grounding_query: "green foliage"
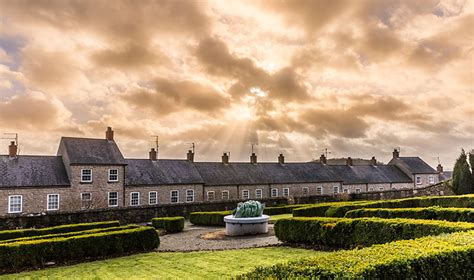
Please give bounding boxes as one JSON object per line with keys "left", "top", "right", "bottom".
{"left": 263, "top": 204, "right": 310, "bottom": 215}
{"left": 453, "top": 149, "right": 473, "bottom": 194}
{"left": 233, "top": 200, "right": 263, "bottom": 218}
{"left": 274, "top": 217, "right": 474, "bottom": 247}
{"left": 0, "top": 221, "right": 120, "bottom": 241}
{"left": 345, "top": 207, "right": 474, "bottom": 222}
{"left": 151, "top": 217, "right": 185, "bottom": 233}
{"left": 470, "top": 152, "right": 474, "bottom": 190}
{"left": 189, "top": 211, "right": 231, "bottom": 226}
{"left": 0, "top": 227, "right": 159, "bottom": 270}
{"left": 239, "top": 230, "right": 474, "bottom": 279}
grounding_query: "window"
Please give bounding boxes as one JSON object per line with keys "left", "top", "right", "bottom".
{"left": 81, "top": 193, "right": 91, "bottom": 201}
{"left": 8, "top": 195, "right": 22, "bottom": 214}
{"left": 428, "top": 175, "right": 435, "bottom": 184}
{"left": 283, "top": 188, "right": 289, "bottom": 196}
{"left": 333, "top": 186, "right": 339, "bottom": 194}
{"left": 186, "top": 190, "right": 194, "bottom": 203}
{"left": 207, "top": 191, "right": 215, "bottom": 201}
{"left": 343, "top": 189, "right": 349, "bottom": 194}
{"left": 369, "top": 187, "right": 374, "bottom": 192}
{"left": 108, "top": 169, "right": 118, "bottom": 182}
{"left": 222, "top": 190, "right": 230, "bottom": 200}
{"left": 355, "top": 188, "right": 361, "bottom": 194}
{"left": 255, "top": 189, "right": 262, "bottom": 199}
{"left": 302, "top": 187, "right": 309, "bottom": 195}
{"left": 149, "top": 191, "right": 157, "bottom": 205}
{"left": 47, "top": 194, "right": 59, "bottom": 211}
{"left": 242, "top": 190, "right": 250, "bottom": 200}
{"left": 130, "top": 192, "right": 140, "bottom": 206}
{"left": 379, "top": 187, "right": 384, "bottom": 191}
{"left": 81, "top": 169, "right": 92, "bottom": 182}
{"left": 108, "top": 192, "right": 118, "bottom": 207}
{"left": 416, "top": 176, "right": 422, "bottom": 185}
{"left": 317, "top": 187, "right": 323, "bottom": 195}
{"left": 171, "top": 190, "right": 179, "bottom": 203}
{"left": 271, "top": 188, "right": 278, "bottom": 197}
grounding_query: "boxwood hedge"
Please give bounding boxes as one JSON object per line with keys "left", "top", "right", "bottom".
{"left": 0, "top": 226, "right": 159, "bottom": 270}
{"left": 263, "top": 204, "right": 309, "bottom": 215}
{"left": 189, "top": 211, "right": 231, "bottom": 226}
{"left": 275, "top": 217, "right": 474, "bottom": 247}
{"left": 0, "top": 221, "right": 120, "bottom": 241}
{"left": 345, "top": 207, "right": 474, "bottom": 222}
{"left": 151, "top": 217, "right": 185, "bottom": 233}
{"left": 240, "top": 230, "right": 474, "bottom": 279}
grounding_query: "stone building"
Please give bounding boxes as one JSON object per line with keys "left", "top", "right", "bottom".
{"left": 0, "top": 128, "right": 447, "bottom": 216}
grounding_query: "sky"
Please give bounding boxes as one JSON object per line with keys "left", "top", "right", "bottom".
{"left": 0, "top": 0, "right": 472, "bottom": 169}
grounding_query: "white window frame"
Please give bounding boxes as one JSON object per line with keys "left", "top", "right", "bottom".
{"left": 343, "top": 189, "right": 349, "bottom": 194}
{"left": 207, "top": 191, "right": 215, "bottom": 201}
{"left": 379, "top": 186, "right": 384, "bottom": 191}
{"left": 317, "top": 187, "right": 323, "bottom": 195}
{"left": 47, "top": 194, "right": 60, "bottom": 211}
{"left": 186, "top": 189, "right": 194, "bottom": 203}
{"left": 369, "top": 187, "right": 374, "bottom": 192}
{"left": 108, "top": 192, "right": 118, "bottom": 207}
{"left": 81, "top": 192, "right": 92, "bottom": 201}
{"left": 242, "top": 189, "right": 250, "bottom": 200}
{"left": 302, "top": 187, "right": 309, "bottom": 195}
{"left": 428, "top": 175, "right": 435, "bottom": 184}
{"left": 283, "top": 188, "right": 289, "bottom": 197}
{"left": 355, "top": 188, "right": 361, "bottom": 193}
{"left": 255, "top": 189, "right": 263, "bottom": 199}
{"left": 415, "top": 175, "right": 422, "bottom": 185}
{"left": 222, "top": 190, "right": 230, "bottom": 200}
{"left": 130, "top": 192, "right": 140, "bottom": 206}
{"left": 171, "top": 190, "right": 179, "bottom": 203}
{"left": 8, "top": 195, "right": 22, "bottom": 214}
{"left": 80, "top": 169, "right": 92, "bottom": 183}
{"left": 149, "top": 191, "right": 158, "bottom": 205}
{"left": 333, "top": 186, "right": 339, "bottom": 194}
{"left": 108, "top": 169, "right": 119, "bottom": 182}
{"left": 271, "top": 188, "right": 278, "bottom": 197}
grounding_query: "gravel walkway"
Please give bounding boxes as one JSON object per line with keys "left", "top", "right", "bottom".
{"left": 157, "top": 222, "right": 281, "bottom": 252}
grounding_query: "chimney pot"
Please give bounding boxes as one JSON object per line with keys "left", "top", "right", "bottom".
{"left": 106, "top": 127, "right": 114, "bottom": 141}
{"left": 278, "top": 153, "right": 285, "bottom": 164}
{"left": 250, "top": 152, "right": 257, "bottom": 164}
{"left": 8, "top": 141, "right": 17, "bottom": 157}
{"left": 149, "top": 148, "right": 157, "bottom": 161}
{"left": 320, "top": 154, "right": 327, "bottom": 164}
{"left": 437, "top": 163, "right": 443, "bottom": 173}
{"left": 187, "top": 150, "right": 194, "bottom": 162}
{"left": 346, "top": 157, "right": 353, "bottom": 166}
{"left": 393, "top": 148, "right": 399, "bottom": 158}
{"left": 222, "top": 152, "right": 229, "bottom": 164}
{"left": 370, "top": 156, "right": 377, "bottom": 165}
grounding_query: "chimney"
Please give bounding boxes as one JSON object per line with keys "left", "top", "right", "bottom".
{"left": 278, "top": 153, "right": 285, "bottom": 164}
{"left": 250, "top": 153, "right": 257, "bottom": 164}
{"left": 346, "top": 157, "right": 353, "bottom": 166}
{"left": 8, "top": 141, "right": 17, "bottom": 157}
{"left": 437, "top": 164, "right": 443, "bottom": 173}
{"left": 187, "top": 150, "right": 194, "bottom": 162}
{"left": 149, "top": 148, "right": 157, "bottom": 161}
{"left": 393, "top": 148, "right": 399, "bottom": 158}
{"left": 370, "top": 156, "right": 377, "bottom": 165}
{"left": 222, "top": 152, "right": 229, "bottom": 164}
{"left": 106, "top": 127, "right": 114, "bottom": 141}
{"left": 320, "top": 154, "right": 327, "bottom": 164}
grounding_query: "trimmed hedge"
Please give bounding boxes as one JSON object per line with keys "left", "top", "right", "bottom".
{"left": 151, "top": 217, "right": 185, "bottom": 233}
{"left": 275, "top": 217, "right": 474, "bottom": 247}
{"left": 263, "top": 204, "right": 309, "bottom": 215}
{"left": 0, "top": 225, "right": 139, "bottom": 244}
{"left": 239, "top": 230, "right": 474, "bottom": 279}
{"left": 190, "top": 211, "right": 231, "bottom": 226}
{"left": 0, "top": 221, "right": 120, "bottom": 241}
{"left": 0, "top": 226, "right": 159, "bottom": 270}
{"left": 345, "top": 207, "right": 474, "bottom": 222}
{"left": 293, "top": 194, "right": 474, "bottom": 217}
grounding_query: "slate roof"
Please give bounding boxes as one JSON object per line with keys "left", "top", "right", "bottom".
{"left": 389, "top": 157, "right": 437, "bottom": 174}
{"left": 439, "top": 171, "right": 453, "bottom": 181}
{"left": 329, "top": 165, "right": 413, "bottom": 185}
{"left": 59, "top": 137, "right": 125, "bottom": 165}
{"left": 0, "top": 156, "right": 70, "bottom": 188}
{"left": 125, "top": 159, "right": 204, "bottom": 185}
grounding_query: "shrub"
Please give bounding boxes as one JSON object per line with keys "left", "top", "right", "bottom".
{"left": 239, "top": 230, "right": 474, "bottom": 279}
{"left": 151, "top": 217, "right": 185, "bottom": 233}
{"left": 274, "top": 217, "right": 474, "bottom": 247}
{"left": 345, "top": 207, "right": 474, "bottom": 222}
{"left": 0, "top": 221, "right": 120, "bottom": 241}
{"left": 263, "top": 204, "right": 309, "bottom": 215}
{"left": 189, "top": 211, "right": 231, "bottom": 226}
{"left": 0, "top": 227, "right": 159, "bottom": 270}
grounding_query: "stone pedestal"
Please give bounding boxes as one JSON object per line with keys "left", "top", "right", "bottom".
{"left": 224, "top": 215, "right": 269, "bottom": 236}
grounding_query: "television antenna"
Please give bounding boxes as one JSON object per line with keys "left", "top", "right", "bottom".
{"left": 322, "top": 148, "right": 331, "bottom": 158}
{"left": 251, "top": 143, "right": 258, "bottom": 154}
{"left": 151, "top": 135, "right": 159, "bottom": 158}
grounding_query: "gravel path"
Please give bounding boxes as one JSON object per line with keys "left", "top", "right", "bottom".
{"left": 157, "top": 222, "right": 281, "bottom": 252}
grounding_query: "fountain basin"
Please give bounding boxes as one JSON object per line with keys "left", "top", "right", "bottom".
{"left": 224, "top": 215, "right": 270, "bottom": 236}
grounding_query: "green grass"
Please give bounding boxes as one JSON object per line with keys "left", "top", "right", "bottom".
{"left": 0, "top": 247, "right": 325, "bottom": 279}
{"left": 269, "top": 213, "right": 292, "bottom": 223}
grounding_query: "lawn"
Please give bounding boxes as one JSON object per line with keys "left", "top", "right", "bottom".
{"left": 269, "top": 213, "right": 293, "bottom": 223}
{"left": 0, "top": 247, "right": 325, "bottom": 279}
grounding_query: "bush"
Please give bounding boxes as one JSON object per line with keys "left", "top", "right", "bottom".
{"left": 151, "top": 217, "right": 185, "bottom": 233}
{"left": 0, "top": 225, "right": 139, "bottom": 244}
{"left": 274, "top": 217, "right": 474, "bottom": 247}
{"left": 239, "top": 230, "right": 474, "bottom": 279}
{"left": 189, "top": 211, "right": 231, "bottom": 226}
{"left": 0, "top": 227, "right": 159, "bottom": 270}
{"left": 263, "top": 204, "right": 309, "bottom": 215}
{"left": 345, "top": 207, "right": 474, "bottom": 222}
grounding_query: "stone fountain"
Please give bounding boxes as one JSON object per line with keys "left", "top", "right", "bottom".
{"left": 224, "top": 200, "right": 269, "bottom": 236}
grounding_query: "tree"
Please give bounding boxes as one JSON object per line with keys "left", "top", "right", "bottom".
{"left": 452, "top": 149, "right": 473, "bottom": 194}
